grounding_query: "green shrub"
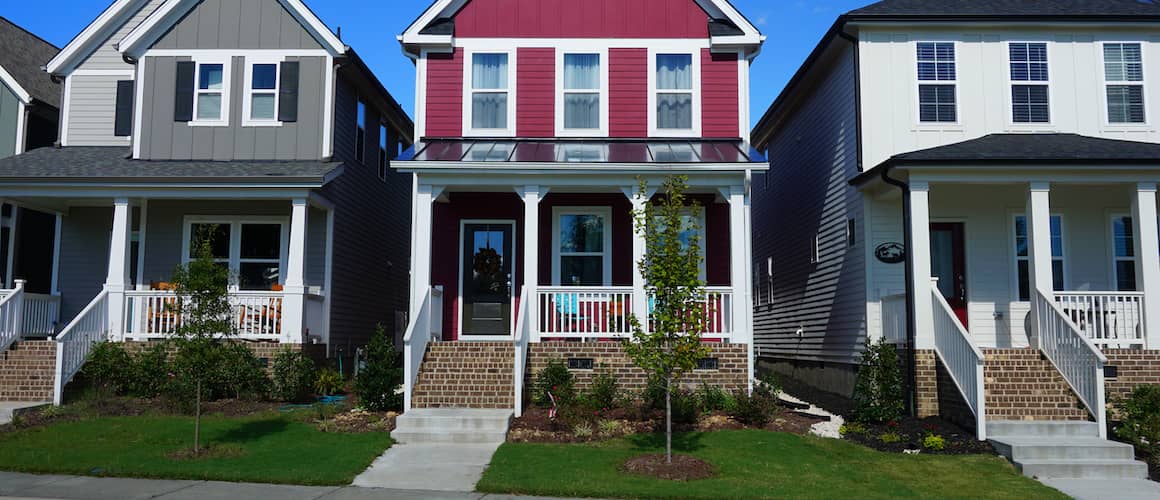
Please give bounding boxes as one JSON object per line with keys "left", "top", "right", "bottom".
{"left": 923, "top": 434, "right": 947, "bottom": 451}
{"left": 573, "top": 421, "right": 594, "bottom": 440}
{"left": 840, "top": 422, "right": 867, "bottom": 436}
{"left": 671, "top": 388, "right": 699, "bottom": 425}
{"left": 585, "top": 371, "right": 620, "bottom": 410}
{"left": 879, "top": 432, "right": 902, "bottom": 444}
{"left": 598, "top": 419, "right": 624, "bottom": 436}
{"left": 82, "top": 342, "right": 133, "bottom": 394}
{"left": 355, "top": 325, "right": 403, "bottom": 411}
{"left": 216, "top": 343, "right": 268, "bottom": 400}
{"left": 533, "top": 359, "right": 575, "bottom": 407}
{"left": 696, "top": 384, "right": 735, "bottom": 413}
{"left": 315, "top": 368, "right": 345, "bottom": 397}
{"left": 758, "top": 372, "right": 782, "bottom": 397}
{"left": 729, "top": 389, "right": 777, "bottom": 427}
{"left": 129, "top": 342, "right": 171, "bottom": 398}
{"left": 852, "top": 338, "right": 904, "bottom": 423}
{"left": 1115, "top": 385, "right": 1160, "bottom": 461}
{"left": 271, "top": 349, "right": 317, "bottom": 402}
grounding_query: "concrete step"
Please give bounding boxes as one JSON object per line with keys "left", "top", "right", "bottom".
{"left": 1016, "top": 459, "right": 1148, "bottom": 479}
{"left": 988, "top": 420, "right": 1102, "bottom": 438}
{"left": 392, "top": 409, "right": 512, "bottom": 445}
{"left": 990, "top": 437, "right": 1137, "bottom": 460}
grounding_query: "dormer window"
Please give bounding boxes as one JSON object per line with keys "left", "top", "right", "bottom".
{"left": 465, "top": 51, "right": 514, "bottom": 136}
{"left": 558, "top": 52, "right": 608, "bottom": 136}
{"left": 649, "top": 51, "right": 700, "bottom": 137}
{"left": 192, "top": 61, "right": 229, "bottom": 126}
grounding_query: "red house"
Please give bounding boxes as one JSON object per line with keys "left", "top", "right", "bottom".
{"left": 393, "top": 0, "right": 764, "bottom": 435}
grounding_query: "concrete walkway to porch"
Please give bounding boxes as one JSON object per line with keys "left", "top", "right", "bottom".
{"left": 1042, "top": 478, "right": 1160, "bottom": 500}
{"left": 352, "top": 443, "right": 503, "bottom": 492}
{"left": 0, "top": 402, "right": 49, "bottom": 426}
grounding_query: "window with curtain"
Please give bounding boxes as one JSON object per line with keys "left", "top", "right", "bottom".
{"left": 1113, "top": 215, "right": 1138, "bottom": 291}
{"left": 471, "top": 53, "right": 509, "bottom": 130}
{"left": 248, "top": 63, "right": 278, "bottom": 121}
{"left": 1105, "top": 43, "right": 1145, "bottom": 124}
{"left": 563, "top": 53, "right": 600, "bottom": 130}
{"left": 656, "top": 54, "right": 693, "bottom": 130}
{"left": 1009, "top": 42, "right": 1050, "bottom": 123}
{"left": 1014, "top": 215, "right": 1064, "bottom": 301}
{"left": 195, "top": 63, "right": 225, "bottom": 121}
{"left": 916, "top": 42, "right": 957, "bottom": 122}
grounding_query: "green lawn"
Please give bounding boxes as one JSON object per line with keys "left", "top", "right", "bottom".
{"left": 477, "top": 430, "right": 1067, "bottom": 499}
{"left": 0, "top": 413, "right": 391, "bottom": 485}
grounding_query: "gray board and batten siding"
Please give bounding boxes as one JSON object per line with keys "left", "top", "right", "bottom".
{"left": 0, "top": 82, "right": 19, "bottom": 157}
{"left": 150, "top": 0, "right": 325, "bottom": 51}
{"left": 753, "top": 44, "right": 867, "bottom": 395}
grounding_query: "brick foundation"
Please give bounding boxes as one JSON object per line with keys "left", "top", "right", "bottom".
{"left": 525, "top": 342, "right": 749, "bottom": 394}
{"left": 120, "top": 341, "right": 327, "bottom": 375}
{"left": 1104, "top": 349, "right": 1160, "bottom": 403}
{"left": 0, "top": 341, "right": 57, "bottom": 402}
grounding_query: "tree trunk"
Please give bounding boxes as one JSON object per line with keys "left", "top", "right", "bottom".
{"left": 195, "top": 378, "right": 202, "bottom": 455}
{"left": 665, "top": 375, "right": 672, "bottom": 464}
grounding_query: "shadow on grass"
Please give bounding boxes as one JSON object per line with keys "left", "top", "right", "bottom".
{"left": 214, "top": 418, "right": 290, "bottom": 444}
{"left": 626, "top": 432, "right": 706, "bottom": 454}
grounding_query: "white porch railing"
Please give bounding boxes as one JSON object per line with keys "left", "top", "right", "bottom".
{"left": 403, "top": 286, "right": 440, "bottom": 413}
{"left": 123, "top": 290, "right": 287, "bottom": 341}
{"left": 512, "top": 285, "right": 529, "bottom": 417}
{"left": 931, "top": 286, "right": 987, "bottom": 441}
{"left": 1055, "top": 292, "right": 1145, "bottom": 349}
{"left": 881, "top": 293, "right": 907, "bottom": 344}
{"left": 1035, "top": 290, "right": 1108, "bottom": 438}
{"left": 0, "top": 280, "right": 25, "bottom": 353}
{"left": 54, "top": 290, "right": 110, "bottom": 405}
{"left": 23, "top": 293, "right": 61, "bottom": 337}
{"left": 536, "top": 286, "right": 734, "bottom": 340}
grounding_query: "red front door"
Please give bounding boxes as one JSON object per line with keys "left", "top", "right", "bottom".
{"left": 930, "top": 223, "right": 968, "bottom": 328}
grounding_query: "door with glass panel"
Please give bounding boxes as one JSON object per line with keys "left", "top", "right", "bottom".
{"left": 461, "top": 223, "right": 514, "bottom": 337}
{"left": 186, "top": 221, "right": 285, "bottom": 291}
{"left": 930, "top": 222, "right": 968, "bottom": 328}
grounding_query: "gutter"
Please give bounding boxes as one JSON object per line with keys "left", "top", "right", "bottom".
{"left": 879, "top": 165, "right": 917, "bottom": 417}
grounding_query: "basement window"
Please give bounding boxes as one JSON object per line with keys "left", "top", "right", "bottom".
{"left": 695, "top": 358, "right": 719, "bottom": 370}
{"left": 567, "top": 358, "right": 595, "bottom": 370}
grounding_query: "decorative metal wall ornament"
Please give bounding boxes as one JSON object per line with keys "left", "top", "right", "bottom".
{"left": 874, "top": 242, "right": 906, "bottom": 264}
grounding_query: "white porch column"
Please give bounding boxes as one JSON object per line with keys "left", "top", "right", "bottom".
{"left": 410, "top": 184, "right": 441, "bottom": 326}
{"left": 622, "top": 186, "right": 655, "bottom": 332}
{"left": 1026, "top": 182, "right": 1054, "bottom": 349}
{"left": 281, "top": 198, "right": 308, "bottom": 344}
{"left": 1131, "top": 182, "right": 1160, "bottom": 348}
{"left": 909, "top": 182, "right": 935, "bottom": 350}
{"left": 725, "top": 185, "right": 751, "bottom": 345}
{"left": 518, "top": 186, "right": 545, "bottom": 341}
{"left": 106, "top": 198, "right": 132, "bottom": 341}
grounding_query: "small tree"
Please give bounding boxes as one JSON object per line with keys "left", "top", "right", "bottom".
{"left": 623, "top": 175, "right": 711, "bottom": 464}
{"left": 355, "top": 324, "right": 403, "bottom": 411}
{"left": 168, "top": 226, "right": 235, "bottom": 455}
{"left": 852, "top": 338, "right": 904, "bottom": 423}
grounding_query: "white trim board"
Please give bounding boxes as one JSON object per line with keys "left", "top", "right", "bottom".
{"left": 46, "top": 0, "right": 141, "bottom": 75}
{"left": 0, "top": 65, "right": 33, "bottom": 104}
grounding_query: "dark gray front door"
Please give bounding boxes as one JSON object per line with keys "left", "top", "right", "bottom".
{"left": 462, "top": 223, "right": 514, "bottom": 336}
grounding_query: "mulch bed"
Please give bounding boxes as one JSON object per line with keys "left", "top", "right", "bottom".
{"left": 620, "top": 453, "right": 715, "bottom": 481}
{"left": 841, "top": 416, "right": 993, "bottom": 455}
{"left": 508, "top": 405, "right": 830, "bottom": 443}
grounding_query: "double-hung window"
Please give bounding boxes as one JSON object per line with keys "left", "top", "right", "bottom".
{"left": 193, "top": 62, "right": 228, "bottom": 125}
{"left": 1009, "top": 42, "right": 1051, "bottom": 123}
{"left": 1014, "top": 215, "right": 1064, "bottom": 301}
{"left": 378, "top": 123, "right": 389, "bottom": 181}
{"left": 1104, "top": 43, "right": 1146, "bottom": 124}
{"left": 559, "top": 53, "right": 605, "bottom": 135}
{"left": 185, "top": 219, "right": 287, "bottom": 291}
{"left": 1112, "top": 215, "right": 1138, "bottom": 291}
{"left": 242, "top": 62, "right": 279, "bottom": 125}
{"left": 468, "top": 52, "right": 511, "bottom": 133}
{"left": 356, "top": 100, "right": 366, "bottom": 164}
{"left": 654, "top": 53, "right": 695, "bottom": 133}
{"left": 916, "top": 42, "right": 957, "bottom": 123}
{"left": 553, "top": 207, "right": 612, "bottom": 286}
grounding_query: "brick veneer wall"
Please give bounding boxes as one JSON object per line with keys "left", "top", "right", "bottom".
{"left": 909, "top": 348, "right": 976, "bottom": 431}
{"left": 525, "top": 342, "right": 748, "bottom": 394}
{"left": 0, "top": 341, "right": 57, "bottom": 401}
{"left": 122, "top": 341, "right": 327, "bottom": 374}
{"left": 1104, "top": 349, "right": 1160, "bottom": 403}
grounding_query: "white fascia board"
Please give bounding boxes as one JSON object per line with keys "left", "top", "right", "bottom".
{"left": 0, "top": 65, "right": 32, "bottom": 104}
{"left": 400, "top": 0, "right": 454, "bottom": 40}
{"left": 120, "top": 0, "right": 346, "bottom": 57}
{"left": 708, "top": 0, "right": 762, "bottom": 39}
{"left": 46, "top": 0, "right": 139, "bottom": 75}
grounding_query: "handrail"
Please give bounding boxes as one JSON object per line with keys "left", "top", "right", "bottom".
{"left": 54, "top": 290, "right": 110, "bottom": 405}
{"left": 512, "top": 285, "right": 529, "bottom": 417}
{"left": 22, "top": 293, "right": 60, "bottom": 337}
{"left": 930, "top": 285, "right": 987, "bottom": 440}
{"left": 1034, "top": 289, "right": 1108, "bottom": 438}
{"left": 1054, "top": 292, "right": 1145, "bottom": 349}
{"left": 402, "top": 287, "right": 434, "bottom": 413}
{"left": 0, "top": 280, "right": 25, "bottom": 353}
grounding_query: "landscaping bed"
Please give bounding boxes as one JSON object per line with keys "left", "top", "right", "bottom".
{"left": 509, "top": 405, "right": 823, "bottom": 443}
{"left": 840, "top": 416, "right": 992, "bottom": 455}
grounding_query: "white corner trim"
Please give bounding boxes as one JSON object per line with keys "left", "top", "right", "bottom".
{"left": 414, "top": 50, "right": 429, "bottom": 140}
{"left": 46, "top": 0, "right": 139, "bottom": 74}
{"left": 132, "top": 61, "right": 145, "bottom": 158}
{"left": 322, "top": 56, "right": 335, "bottom": 158}
{"left": 120, "top": 0, "right": 345, "bottom": 57}
{"left": 0, "top": 65, "right": 32, "bottom": 104}
{"left": 13, "top": 101, "right": 26, "bottom": 155}
{"left": 59, "top": 75, "right": 72, "bottom": 147}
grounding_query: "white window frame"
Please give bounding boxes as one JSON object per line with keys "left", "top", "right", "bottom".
{"left": 810, "top": 234, "right": 820, "bottom": 264}
{"left": 190, "top": 57, "right": 231, "bottom": 127}
{"left": 241, "top": 56, "right": 283, "bottom": 127}
{"left": 181, "top": 216, "right": 290, "bottom": 291}
{"left": 914, "top": 41, "right": 959, "bottom": 125}
{"left": 1011, "top": 213, "right": 1066, "bottom": 302}
{"left": 1006, "top": 41, "right": 1053, "bottom": 127}
{"left": 462, "top": 48, "right": 517, "bottom": 137}
{"left": 551, "top": 206, "right": 613, "bottom": 287}
{"left": 1101, "top": 42, "right": 1149, "bottom": 126}
{"left": 647, "top": 49, "right": 702, "bottom": 138}
{"left": 555, "top": 48, "right": 610, "bottom": 137}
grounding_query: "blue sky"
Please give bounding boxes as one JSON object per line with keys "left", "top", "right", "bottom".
{"left": 2, "top": 0, "right": 871, "bottom": 130}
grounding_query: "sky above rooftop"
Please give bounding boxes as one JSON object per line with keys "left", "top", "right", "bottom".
{"left": 2, "top": 0, "right": 872, "bottom": 135}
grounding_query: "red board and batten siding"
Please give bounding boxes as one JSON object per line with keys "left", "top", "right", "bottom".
{"left": 517, "top": 48, "right": 555, "bottom": 137}
{"left": 610, "top": 48, "right": 649, "bottom": 138}
{"left": 701, "top": 49, "right": 739, "bottom": 138}
{"left": 457, "top": 0, "right": 709, "bottom": 38}
{"left": 425, "top": 49, "right": 464, "bottom": 138}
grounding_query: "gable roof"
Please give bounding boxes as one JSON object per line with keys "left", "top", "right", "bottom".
{"left": 45, "top": 0, "right": 154, "bottom": 75}
{"left": 849, "top": 0, "right": 1160, "bottom": 19}
{"left": 0, "top": 17, "right": 60, "bottom": 108}
{"left": 119, "top": 0, "right": 346, "bottom": 56}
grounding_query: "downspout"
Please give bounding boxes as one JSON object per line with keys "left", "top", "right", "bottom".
{"left": 880, "top": 165, "right": 917, "bottom": 417}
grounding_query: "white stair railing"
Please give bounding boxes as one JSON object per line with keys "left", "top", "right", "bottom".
{"left": 1034, "top": 289, "right": 1108, "bottom": 438}
{"left": 402, "top": 286, "right": 435, "bottom": 413}
{"left": 930, "top": 284, "right": 987, "bottom": 440}
{"left": 23, "top": 293, "right": 61, "bottom": 337}
{"left": 1054, "top": 292, "right": 1145, "bottom": 348}
{"left": 512, "top": 286, "right": 529, "bottom": 417}
{"left": 53, "top": 290, "right": 110, "bottom": 405}
{"left": 0, "top": 280, "right": 25, "bottom": 353}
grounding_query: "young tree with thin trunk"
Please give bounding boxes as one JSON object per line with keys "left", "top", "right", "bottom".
{"left": 623, "top": 175, "right": 712, "bottom": 464}
{"left": 169, "top": 227, "right": 235, "bottom": 455}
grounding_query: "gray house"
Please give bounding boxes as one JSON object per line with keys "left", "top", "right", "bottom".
{"left": 0, "top": 0, "right": 414, "bottom": 404}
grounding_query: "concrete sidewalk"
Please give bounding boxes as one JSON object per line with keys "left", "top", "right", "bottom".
{"left": 0, "top": 472, "right": 573, "bottom": 500}
{"left": 1042, "top": 478, "right": 1160, "bottom": 500}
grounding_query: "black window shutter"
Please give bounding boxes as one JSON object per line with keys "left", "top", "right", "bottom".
{"left": 174, "top": 61, "right": 195, "bottom": 122}
{"left": 114, "top": 80, "right": 135, "bottom": 136}
{"left": 278, "top": 61, "right": 300, "bottom": 123}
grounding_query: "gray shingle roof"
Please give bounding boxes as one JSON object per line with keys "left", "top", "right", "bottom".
{"left": 0, "top": 147, "right": 343, "bottom": 184}
{"left": 849, "top": 0, "right": 1160, "bottom": 18}
{"left": 0, "top": 17, "right": 60, "bottom": 108}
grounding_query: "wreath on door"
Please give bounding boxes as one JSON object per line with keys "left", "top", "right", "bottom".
{"left": 474, "top": 247, "right": 504, "bottom": 292}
